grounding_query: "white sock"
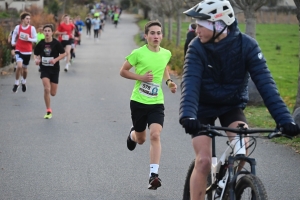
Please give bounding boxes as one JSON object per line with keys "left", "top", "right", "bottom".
{"left": 15, "top": 80, "right": 19, "bottom": 85}
{"left": 130, "top": 130, "right": 134, "bottom": 141}
{"left": 150, "top": 164, "right": 159, "bottom": 176}
{"left": 21, "top": 79, "right": 26, "bottom": 84}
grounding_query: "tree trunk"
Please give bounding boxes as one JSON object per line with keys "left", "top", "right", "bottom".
{"left": 244, "top": 8, "right": 256, "bottom": 39}
{"left": 162, "top": 14, "right": 165, "bottom": 37}
{"left": 176, "top": 9, "right": 181, "bottom": 46}
{"left": 293, "top": 22, "right": 300, "bottom": 110}
{"left": 168, "top": 16, "right": 172, "bottom": 41}
{"left": 293, "top": 0, "right": 300, "bottom": 111}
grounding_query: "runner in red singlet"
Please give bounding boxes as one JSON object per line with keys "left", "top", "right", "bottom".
{"left": 55, "top": 14, "right": 75, "bottom": 72}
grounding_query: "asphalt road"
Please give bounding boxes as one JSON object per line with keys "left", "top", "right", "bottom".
{"left": 0, "top": 13, "right": 299, "bottom": 200}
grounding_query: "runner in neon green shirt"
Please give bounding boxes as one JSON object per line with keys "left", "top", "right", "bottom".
{"left": 120, "top": 20, "right": 177, "bottom": 190}
{"left": 37, "top": 26, "right": 45, "bottom": 43}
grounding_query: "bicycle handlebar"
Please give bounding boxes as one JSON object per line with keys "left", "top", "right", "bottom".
{"left": 198, "top": 123, "right": 293, "bottom": 140}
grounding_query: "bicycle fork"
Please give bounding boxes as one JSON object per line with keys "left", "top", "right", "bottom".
{"left": 227, "top": 155, "right": 257, "bottom": 200}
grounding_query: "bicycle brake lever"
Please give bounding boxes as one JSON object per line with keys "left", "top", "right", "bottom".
{"left": 268, "top": 132, "right": 293, "bottom": 140}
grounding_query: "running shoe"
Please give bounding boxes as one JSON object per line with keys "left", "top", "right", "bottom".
{"left": 127, "top": 126, "right": 136, "bottom": 151}
{"left": 14, "top": 67, "right": 16, "bottom": 72}
{"left": 12, "top": 84, "right": 19, "bottom": 93}
{"left": 148, "top": 173, "right": 162, "bottom": 190}
{"left": 21, "top": 83, "right": 26, "bottom": 92}
{"left": 44, "top": 112, "right": 52, "bottom": 119}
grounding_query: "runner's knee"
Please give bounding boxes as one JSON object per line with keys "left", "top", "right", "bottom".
{"left": 135, "top": 132, "right": 146, "bottom": 144}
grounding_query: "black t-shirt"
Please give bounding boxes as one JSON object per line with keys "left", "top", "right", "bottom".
{"left": 85, "top": 17, "right": 92, "bottom": 26}
{"left": 34, "top": 38, "right": 65, "bottom": 70}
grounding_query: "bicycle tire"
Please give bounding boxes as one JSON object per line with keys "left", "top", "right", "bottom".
{"left": 182, "top": 159, "right": 213, "bottom": 200}
{"left": 235, "top": 174, "right": 268, "bottom": 200}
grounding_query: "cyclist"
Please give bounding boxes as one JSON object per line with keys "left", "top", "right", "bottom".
{"left": 11, "top": 12, "right": 37, "bottom": 93}
{"left": 120, "top": 20, "right": 177, "bottom": 190}
{"left": 34, "top": 24, "right": 66, "bottom": 119}
{"left": 180, "top": 1, "right": 300, "bottom": 200}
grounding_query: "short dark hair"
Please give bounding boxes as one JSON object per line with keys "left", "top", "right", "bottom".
{"left": 144, "top": 20, "right": 162, "bottom": 34}
{"left": 191, "top": 23, "right": 196, "bottom": 30}
{"left": 43, "top": 24, "right": 54, "bottom": 32}
{"left": 20, "top": 12, "right": 30, "bottom": 20}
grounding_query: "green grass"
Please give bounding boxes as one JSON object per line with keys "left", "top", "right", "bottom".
{"left": 135, "top": 19, "right": 300, "bottom": 152}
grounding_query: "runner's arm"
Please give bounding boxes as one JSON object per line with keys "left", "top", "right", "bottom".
{"left": 163, "top": 67, "right": 177, "bottom": 93}
{"left": 27, "top": 27, "right": 37, "bottom": 43}
{"left": 120, "top": 60, "right": 143, "bottom": 81}
{"left": 11, "top": 26, "right": 19, "bottom": 46}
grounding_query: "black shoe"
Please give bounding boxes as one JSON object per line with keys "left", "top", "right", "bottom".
{"left": 14, "top": 68, "right": 16, "bottom": 72}
{"left": 148, "top": 173, "right": 161, "bottom": 190}
{"left": 21, "top": 83, "right": 26, "bottom": 92}
{"left": 12, "top": 84, "right": 19, "bottom": 93}
{"left": 11, "top": 58, "right": 14, "bottom": 63}
{"left": 127, "top": 126, "right": 136, "bottom": 151}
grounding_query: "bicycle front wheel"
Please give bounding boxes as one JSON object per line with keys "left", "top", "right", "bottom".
{"left": 235, "top": 174, "right": 268, "bottom": 200}
{"left": 182, "top": 159, "right": 213, "bottom": 200}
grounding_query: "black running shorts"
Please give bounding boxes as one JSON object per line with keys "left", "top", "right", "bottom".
{"left": 40, "top": 68, "right": 59, "bottom": 84}
{"left": 197, "top": 107, "right": 247, "bottom": 133}
{"left": 61, "top": 40, "right": 71, "bottom": 47}
{"left": 130, "top": 100, "right": 165, "bottom": 132}
{"left": 15, "top": 51, "right": 31, "bottom": 66}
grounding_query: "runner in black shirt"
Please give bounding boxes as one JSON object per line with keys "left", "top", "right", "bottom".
{"left": 34, "top": 24, "right": 66, "bottom": 119}
{"left": 85, "top": 14, "right": 92, "bottom": 38}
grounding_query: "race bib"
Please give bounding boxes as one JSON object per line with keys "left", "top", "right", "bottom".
{"left": 139, "top": 82, "right": 160, "bottom": 98}
{"left": 19, "top": 32, "right": 29, "bottom": 40}
{"left": 62, "top": 34, "right": 69, "bottom": 40}
{"left": 42, "top": 57, "right": 54, "bottom": 66}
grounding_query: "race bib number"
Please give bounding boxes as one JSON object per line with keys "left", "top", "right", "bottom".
{"left": 42, "top": 57, "right": 54, "bottom": 66}
{"left": 139, "top": 82, "right": 160, "bottom": 98}
{"left": 62, "top": 34, "right": 69, "bottom": 40}
{"left": 19, "top": 32, "right": 29, "bottom": 40}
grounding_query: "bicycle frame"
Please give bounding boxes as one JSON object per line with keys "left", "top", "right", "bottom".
{"left": 208, "top": 135, "right": 257, "bottom": 200}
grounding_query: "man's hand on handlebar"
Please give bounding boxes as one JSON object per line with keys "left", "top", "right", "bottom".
{"left": 280, "top": 122, "right": 300, "bottom": 137}
{"left": 181, "top": 118, "right": 201, "bottom": 134}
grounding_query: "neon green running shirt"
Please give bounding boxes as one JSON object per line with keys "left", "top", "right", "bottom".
{"left": 126, "top": 45, "right": 172, "bottom": 104}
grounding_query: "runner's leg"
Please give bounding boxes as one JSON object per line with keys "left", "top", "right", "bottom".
{"left": 42, "top": 77, "right": 51, "bottom": 109}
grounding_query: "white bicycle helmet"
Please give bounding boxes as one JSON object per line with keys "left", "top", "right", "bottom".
{"left": 183, "top": 0, "right": 235, "bottom": 26}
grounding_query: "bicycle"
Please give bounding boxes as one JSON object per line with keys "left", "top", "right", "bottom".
{"left": 182, "top": 123, "right": 292, "bottom": 200}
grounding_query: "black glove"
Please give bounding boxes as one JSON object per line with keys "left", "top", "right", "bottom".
{"left": 280, "top": 122, "right": 300, "bottom": 136}
{"left": 181, "top": 118, "right": 201, "bottom": 134}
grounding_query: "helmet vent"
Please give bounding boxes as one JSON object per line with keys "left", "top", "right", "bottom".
{"left": 196, "top": 8, "right": 203, "bottom": 13}
{"left": 210, "top": 9, "right": 217, "bottom": 14}
{"left": 223, "top": 6, "right": 228, "bottom": 10}
{"left": 229, "top": 13, "right": 233, "bottom": 18}
{"left": 207, "top": 2, "right": 214, "bottom": 5}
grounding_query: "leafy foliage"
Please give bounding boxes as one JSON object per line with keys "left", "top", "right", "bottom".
{"left": 0, "top": 26, "right": 11, "bottom": 68}
{"left": 25, "top": 5, "right": 56, "bottom": 29}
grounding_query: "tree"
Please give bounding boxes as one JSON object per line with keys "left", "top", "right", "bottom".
{"left": 47, "top": 0, "right": 61, "bottom": 16}
{"left": 229, "top": 0, "right": 268, "bottom": 38}
{"left": 293, "top": 0, "right": 300, "bottom": 110}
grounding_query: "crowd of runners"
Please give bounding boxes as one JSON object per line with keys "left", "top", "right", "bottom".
{"left": 8, "top": 2, "right": 122, "bottom": 119}
{"left": 5, "top": 1, "right": 300, "bottom": 199}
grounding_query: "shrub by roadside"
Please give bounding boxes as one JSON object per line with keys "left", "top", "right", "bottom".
{"left": 0, "top": 26, "right": 11, "bottom": 69}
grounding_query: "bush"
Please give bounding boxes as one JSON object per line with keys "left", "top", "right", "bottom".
{"left": 25, "top": 5, "right": 56, "bottom": 29}
{"left": 0, "top": 26, "right": 11, "bottom": 68}
{"left": 160, "top": 39, "right": 184, "bottom": 75}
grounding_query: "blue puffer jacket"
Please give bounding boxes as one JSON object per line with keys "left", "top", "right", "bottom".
{"left": 179, "top": 20, "right": 293, "bottom": 126}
